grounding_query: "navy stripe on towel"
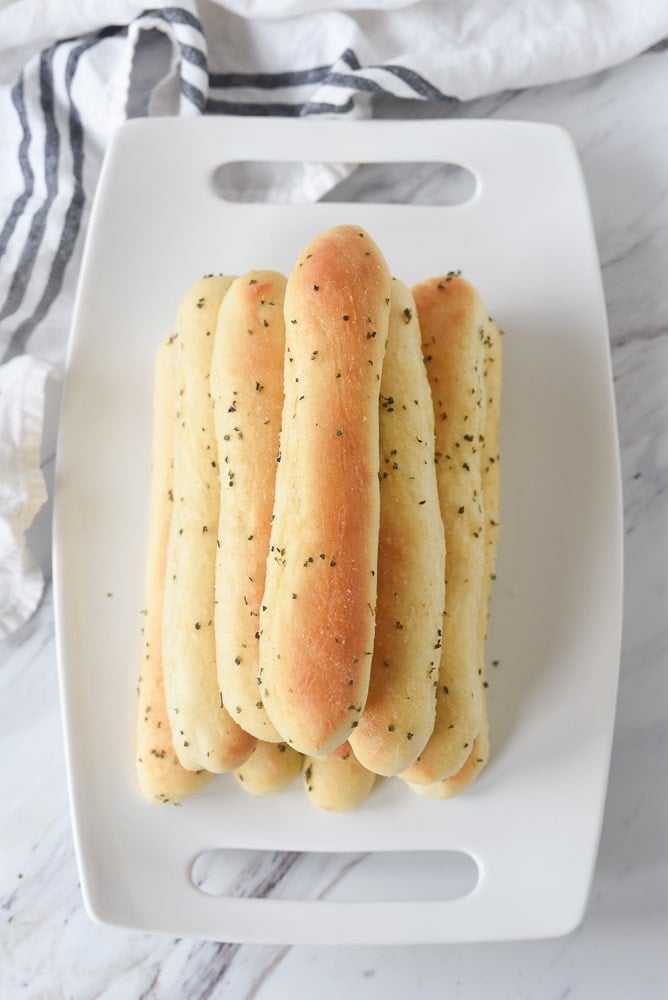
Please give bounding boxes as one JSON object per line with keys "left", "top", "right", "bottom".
{"left": 208, "top": 47, "right": 448, "bottom": 104}
{"left": 1, "top": 27, "right": 127, "bottom": 362}
{"left": 205, "top": 96, "right": 356, "bottom": 117}
{"left": 0, "top": 47, "right": 60, "bottom": 326}
{"left": 0, "top": 77, "right": 34, "bottom": 259}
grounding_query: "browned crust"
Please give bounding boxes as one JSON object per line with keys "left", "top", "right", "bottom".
{"left": 135, "top": 335, "right": 212, "bottom": 803}
{"left": 400, "top": 275, "right": 492, "bottom": 784}
{"left": 259, "top": 225, "right": 392, "bottom": 756}
{"left": 212, "top": 271, "right": 287, "bottom": 741}
{"left": 349, "top": 279, "right": 445, "bottom": 775}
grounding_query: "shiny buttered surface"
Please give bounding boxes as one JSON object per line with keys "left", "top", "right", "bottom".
{"left": 135, "top": 225, "right": 501, "bottom": 812}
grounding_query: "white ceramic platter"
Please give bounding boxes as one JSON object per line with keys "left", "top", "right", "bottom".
{"left": 53, "top": 117, "right": 623, "bottom": 944}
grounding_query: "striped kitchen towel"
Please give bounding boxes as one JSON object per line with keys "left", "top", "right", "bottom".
{"left": 0, "top": 0, "right": 666, "bottom": 638}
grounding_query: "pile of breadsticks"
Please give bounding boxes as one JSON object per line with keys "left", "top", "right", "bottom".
{"left": 135, "top": 224, "right": 502, "bottom": 812}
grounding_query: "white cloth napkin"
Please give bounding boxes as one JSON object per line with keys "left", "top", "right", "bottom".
{"left": 0, "top": 0, "right": 666, "bottom": 638}
{"left": 0, "top": 355, "right": 52, "bottom": 637}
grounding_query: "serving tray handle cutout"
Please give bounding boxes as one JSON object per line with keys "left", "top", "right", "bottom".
{"left": 84, "top": 837, "right": 589, "bottom": 944}
{"left": 210, "top": 159, "right": 478, "bottom": 206}
{"left": 112, "top": 114, "right": 558, "bottom": 209}
{"left": 56, "top": 116, "right": 622, "bottom": 944}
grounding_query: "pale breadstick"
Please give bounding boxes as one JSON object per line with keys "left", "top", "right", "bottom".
{"left": 303, "top": 742, "right": 376, "bottom": 812}
{"left": 162, "top": 276, "right": 257, "bottom": 773}
{"left": 259, "top": 225, "right": 392, "bottom": 756}
{"left": 473, "top": 313, "right": 502, "bottom": 771}
{"left": 233, "top": 740, "right": 303, "bottom": 796}
{"left": 406, "top": 309, "right": 502, "bottom": 797}
{"left": 407, "top": 731, "right": 490, "bottom": 800}
{"left": 400, "top": 275, "right": 491, "bottom": 785}
{"left": 211, "top": 271, "right": 286, "bottom": 741}
{"left": 349, "top": 279, "right": 444, "bottom": 776}
{"left": 135, "top": 335, "right": 212, "bottom": 803}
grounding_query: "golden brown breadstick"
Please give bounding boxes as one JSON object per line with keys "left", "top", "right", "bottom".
{"left": 349, "top": 279, "right": 444, "bottom": 775}
{"left": 400, "top": 275, "right": 492, "bottom": 785}
{"left": 162, "top": 276, "right": 257, "bottom": 773}
{"left": 233, "top": 739, "right": 303, "bottom": 795}
{"left": 135, "top": 335, "right": 212, "bottom": 803}
{"left": 259, "top": 225, "right": 392, "bottom": 756}
{"left": 303, "top": 742, "right": 376, "bottom": 812}
{"left": 211, "top": 271, "right": 286, "bottom": 741}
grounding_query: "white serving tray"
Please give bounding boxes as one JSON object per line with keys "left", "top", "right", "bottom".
{"left": 53, "top": 117, "right": 623, "bottom": 945}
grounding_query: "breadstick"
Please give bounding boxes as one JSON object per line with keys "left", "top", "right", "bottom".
{"left": 406, "top": 308, "right": 502, "bottom": 797}
{"left": 211, "top": 271, "right": 286, "bottom": 741}
{"left": 473, "top": 311, "right": 502, "bottom": 769}
{"left": 162, "top": 276, "right": 257, "bottom": 773}
{"left": 135, "top": 335, "right": 212, "bottom": 803}
{"left": 407, "top": 731, "right": 490, "bottom": 800}
{"left": 233, "top": 739, "right": 303, "bottom": 796}
{"left": 400, "top": 274, "right": 491, "bottom": 785}
{"left": 259, "top": 225, "right": 392, "bottom": 756}
{"left": 349, "top": 279, "right": 444, "bottom": 775}
{"left": 303, "top": 742, "right": 376, "bottom": 812}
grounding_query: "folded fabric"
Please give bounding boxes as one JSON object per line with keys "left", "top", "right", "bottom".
{"left": 0, "top": 354, "right": 52, "bottom": 639}
{"left": 199, "top": 0, "right": 668, "bottom": 106}
{"left": 0, "top": 0, "right": 666, "bottom": 638}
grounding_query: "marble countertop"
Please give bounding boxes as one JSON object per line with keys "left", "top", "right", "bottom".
{"left": 2, "top": 43, "right": 667, "bottom": 1000}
